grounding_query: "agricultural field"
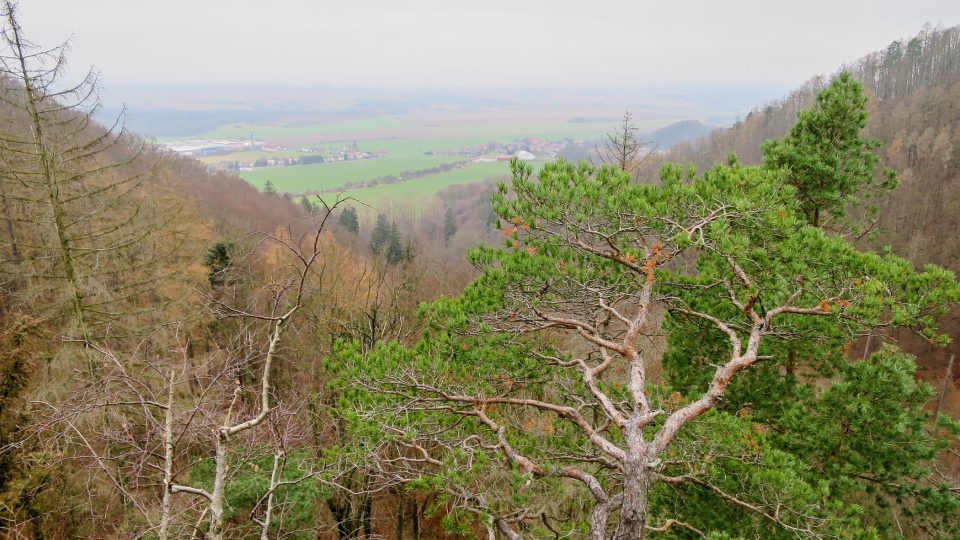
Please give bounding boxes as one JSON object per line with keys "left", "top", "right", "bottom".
{"left": 174, "top": 111, "right": 639, "bottom": 201}
{"left": 238, "top": 155, "right": 467, "bottom": 193}
{"left": 323, "top": 160, "right": 522, "bottom": 207}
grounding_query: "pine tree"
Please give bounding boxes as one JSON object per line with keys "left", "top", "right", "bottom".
{"left": 336, "top": 159, "right": 960, "bottom": 539}
{"left": 762, "top": 72, "right": 898, "bottom": 228}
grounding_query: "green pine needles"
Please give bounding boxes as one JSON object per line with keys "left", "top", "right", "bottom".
{"left": 763, "top": 72, "right": 898, "bottom": 230}
{"left": 331, "top": 158, "right": 959, "bottom": 539}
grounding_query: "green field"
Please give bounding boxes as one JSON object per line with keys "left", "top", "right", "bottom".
{"left": 239, "top": 155, "right": 466, "bottom": 193}
{"left": 332, "top": 122, "right": 614, "bottom": 154}
{"left": 181, "top": 114, "right": 619, "bottom": 200}
{"left": 329, "top": 161, "right": 516, "bottom": 206}
{"left": 353, "top": 137, "right": 497, "bottom": 155}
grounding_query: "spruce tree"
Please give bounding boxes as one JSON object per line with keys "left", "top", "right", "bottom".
{"left": 299, "top": 196, "right": 314, "bottom": 214}
{"left": 369, "top": 213, "right": 390, "bottom": 253}
{"left": 338, "top": 206, "right": 360, "bottom": 234}
{"left": 262, "top": 180, "right": 277, "bottom": 196}
{"left": 385, "top": 224, "right": 404, "bottom": 265}
{"left": 443, "top": 207, "right": 457, "bottom": 245}
{"left": 203, "top": 241, "right": 234, "bottom": 288}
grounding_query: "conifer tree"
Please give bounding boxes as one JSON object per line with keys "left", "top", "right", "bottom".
{"left": 762, "top": 72, "right": 898, "bottom": 228}
{"left": 299, "top": 195, "right": 314, "bottom": 214}
{"left": 203, "top": 241, "right": 234, "bottom": 288}
{"left": 369, "top": 213, "right": 391, "bottom": 253}
{"left": 443, "top": 207, "right": 457, "bottom": 245}
{"left": 600, "top": 110, "right": 649, "bottom": 179}
{"left": 338, "top": 206, "right": 360, "bottom": 234}
{"left": 334, "top": 160, "right": 960, "bottom": 539}
{"left": 385, "top": 224, "right": 404, "bottom": 265}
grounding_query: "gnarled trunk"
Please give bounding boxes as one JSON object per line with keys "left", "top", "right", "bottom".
{"left": 613, "top": 460, "right": 651, "bottom": 540}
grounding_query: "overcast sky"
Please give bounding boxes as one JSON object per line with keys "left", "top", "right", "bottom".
{"left": 18, "top": 0, "right": 960, "bottom": 92}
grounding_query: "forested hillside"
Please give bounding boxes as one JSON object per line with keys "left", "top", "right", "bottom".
{"left": 657, "top": 24, "right": 960, "bottom": 270}
{"left": 644, "top": 25, "right": 960, "bottom": 422}
{"left": 0, "top": 4, "right": 491, "bottom": 536}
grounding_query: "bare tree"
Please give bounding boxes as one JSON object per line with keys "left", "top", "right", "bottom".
{"left": 7, "top": 197, "right": 352, "bottom": 539}
{"left": 168, "top": 197, "right": 348, "bottom": 540}
{"left": 598, "top": 111, "right": 653, "bottom": 180}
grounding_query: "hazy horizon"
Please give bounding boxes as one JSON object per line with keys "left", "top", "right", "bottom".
{"left": 21, "top": 0, "right": 960, "bottom": 94}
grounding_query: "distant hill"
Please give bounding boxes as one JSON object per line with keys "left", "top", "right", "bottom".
{"left": 646, "top": 119, "right": 715, "bottom": 149}
{"left": 557, "top": 119, "right": 716, "bottom": 162}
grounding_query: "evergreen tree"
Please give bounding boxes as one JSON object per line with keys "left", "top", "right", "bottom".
{"left": 385, "top": 224, "right": 404, "bottom": 265}
{"left": 299, "top": 196, "right": 314, "bottom": 214}
{"left": 662, "top": 75, "right": 955, "bottom": 536}
{"left": 262, "top": 180, "right": 277, "bottom": 196}
{"left": 403, "top": 241, "right": 417, "bottom": 263}
{"left": 443, "top": 207, "right": 457, "bottom": 245}
{"left": 203, "top": 241, "right": 234, "bottom": 288}
{"left": 369, "top": 213, "right": 391, "bottom": 253}
{"left": 762, "top": 72, "right": 898, "bottom": 228}
{"left": 334, "top": 160, "right": 960, "bottom": 539}
{"left": 339, "top": 206, "right": 360, "bottom": 234}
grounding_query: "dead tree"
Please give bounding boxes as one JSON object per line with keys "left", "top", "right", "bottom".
{"left": 0, "top": 0, "right": 185, "bottom": 342}
{"left": 598, "top": 111, "right": 653, "bottom": 180}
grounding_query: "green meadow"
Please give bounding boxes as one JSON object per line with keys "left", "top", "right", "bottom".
{"left": 181, "top": 115, "right": 624, "bottom": 200}
{"left": 239, "top": 155, "right": 466, "bottom": 193}
{"left": 325, "top": 160, "right": 518, "bottom": 207}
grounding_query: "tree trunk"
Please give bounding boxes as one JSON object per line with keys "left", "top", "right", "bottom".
{"left": 613, "top": 461, "right": 651, "bottom": 540}
{"left": 395, "top": 489, "right": 405, "bottom": 540}
{"left": 207, "top": 433, "right": 229, "bottom": 540}
{"left": 9, "top": 16, "right": 89, "bottom": 341}
{"left": 159, "top": 369, "right": 175, "bottom": 540}
{"left": 410, "top": 496, "right": 420, "bottom": 540}
{"left": 588, "top": 499, "right": 615, "bottom": 540}
{"left": 933, "top": 354, "right": 955, "bottom": 423}
{"left": 0, "top": 176, "right": 20, "bottom": 264}
{"left": 360, "top": 487, "right": 373, "bottom": 538}
{"left": 259, "top": 451, "right": 283, "bottom": 540}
